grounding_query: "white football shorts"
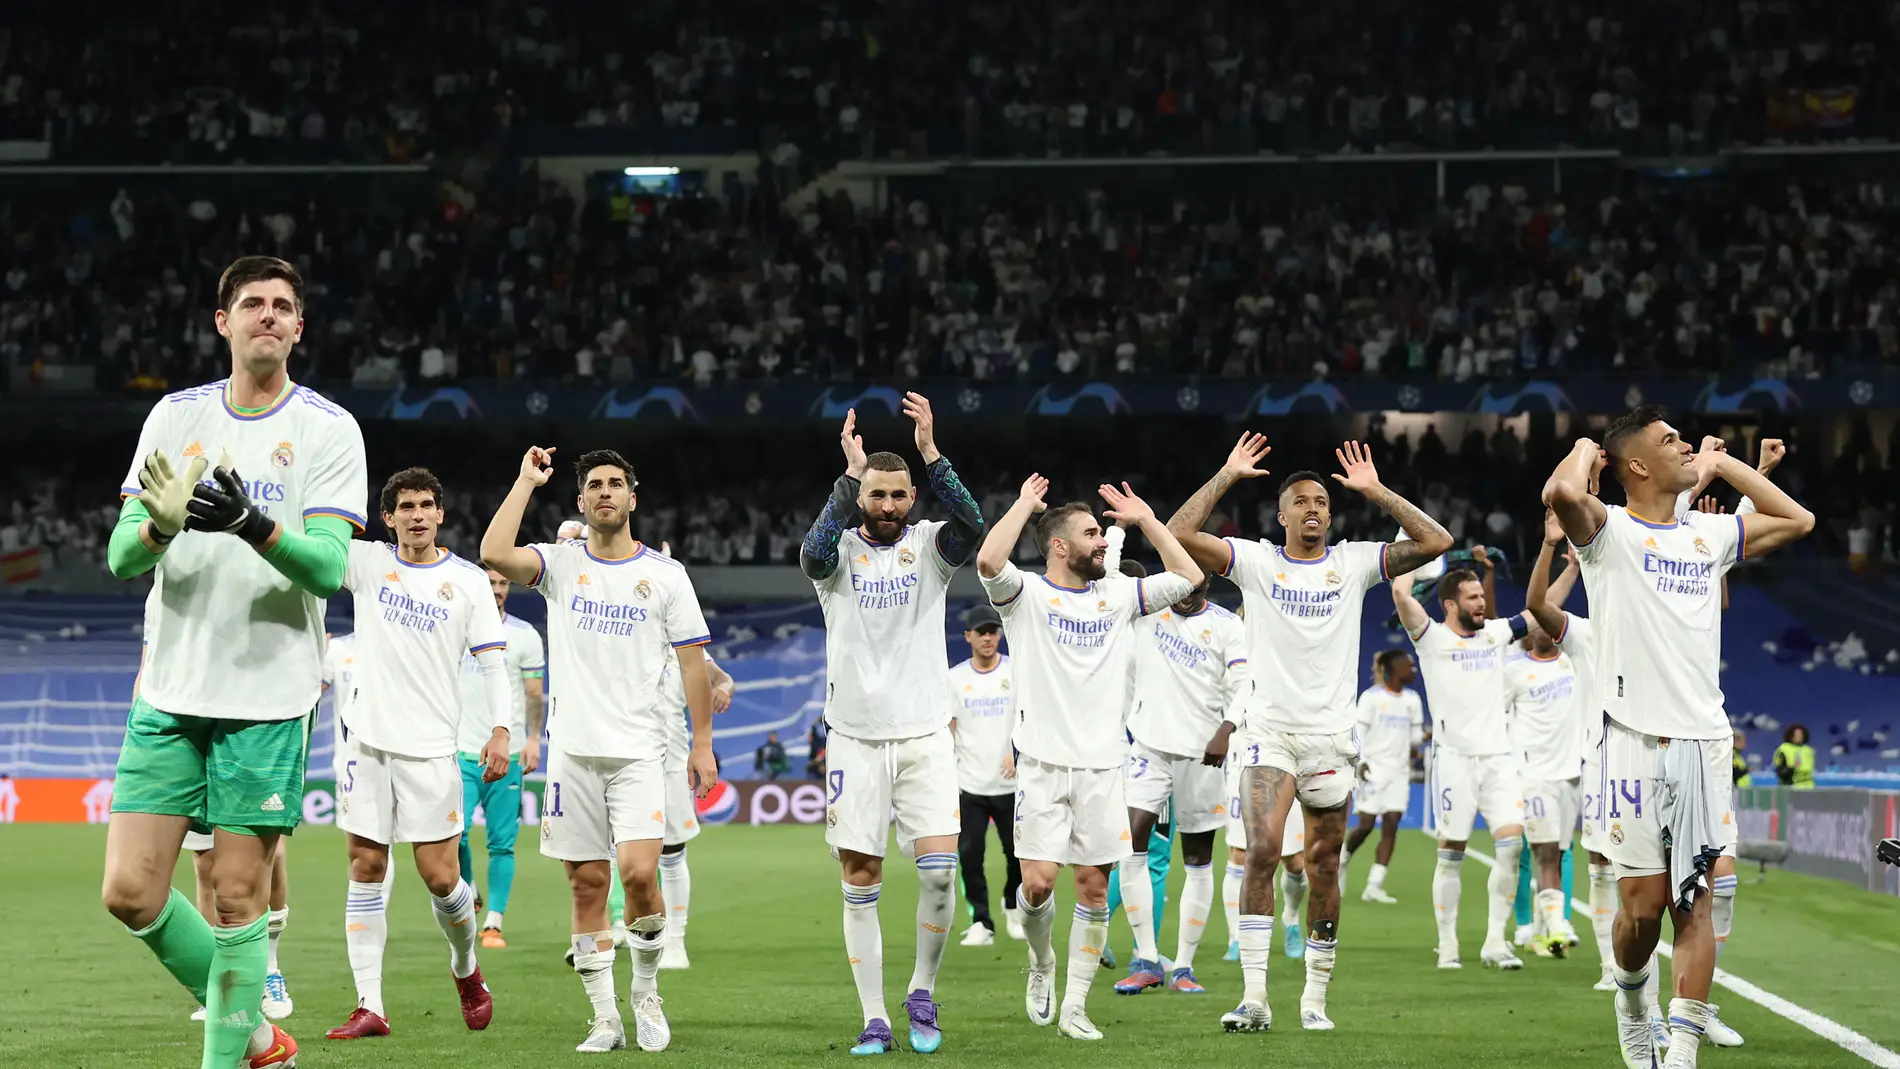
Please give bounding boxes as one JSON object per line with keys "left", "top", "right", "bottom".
{"left": 336, "top": 738, "right": 464, "bottom": 846}
{"left": 539, "top": 749, "right": 667, "bottom": 862}
{"left": 1354, "top": 761, "right": 1411, "bottom": 817}
{"left": 1223, "top": 759, "right": 1307, "bottom": 857}
{"left": 1234, "top": 727, "right": 1358, "bottom": 810}
{"left": 1014, "top": 755, "right": 1131, "bottom": 868}
{"left": 824, "top": 727, "right": 960, "bottom": 859}
{"left": 1428, "top": 748, "right": 1525, "bottom": 843}
{"left": 1523, "top": 777, "right": 1581, "bottom": 845}
{"left": 1124, "top": 737, "right": 1227, "bottom": 834}
{"left": 663, "top": 767, "right": 701, "bottom": 847}
{"left": 1595, "top": 720, "right": 1736, "bottom": 878}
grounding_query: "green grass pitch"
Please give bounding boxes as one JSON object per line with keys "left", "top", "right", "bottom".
{"left": 0, "top": 823, "right": 1895, "bottom": 1067}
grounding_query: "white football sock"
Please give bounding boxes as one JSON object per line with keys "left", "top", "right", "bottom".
{"left": 430, "top": 879, "right": 479, "bottom": 980}
{"left": 1278, "top": 867, "right": 1308, "bottom": 928}
{"left": 1339, "top": 847, "right": 1352, "bottom": 872}
{"left": 1367, "top": 862, "right": 1388, "bottom": 889}
{"left": 1021, "top": 892, "right": 1057, "bottom": 971}
{"left": 1665, "top": 997, "right": 1711, "bottom": 1067}
{"left": 1222, "top": 862, "right": 1244, "bottom": 943}
{"left": 1175, "top": 862, "right": 1213, "bottom": 971}
{"left": 1614, "top": 962, "right": 1651, "bottom": 1019}
{"left": 660, "top": 849, "right": 690, "bottom": 945}
{"left": 245, "top": 1020, "right": 276, "bottom": 1057}
{"left": 627, "top": 914, "right": 664, "bottom": 998}
{"left": 571, "top": 932, "right": 619, "bottom": 1022}
{"left": 344, "top": 880, "right": 388, "bottom": 1018}
{"left": 1061, "top": 904, "right": 1109, "bottom": 1015}
{"left": 1485, "top": 837, "right": 1521, "bottom": 946}
{"left": 483, "top": 910, "right": 504, "bottom": 930}
{"left": 1433, "top": 850, "right": 1464, "bottom": 953}
{"left": 841, "top": 882, "right": 887, "bottom": 1025}
{"left": 1712, "top": 873, "right": 1737, "bottom": 966}
{"left": 1301, "top": 936, "right": 1337, "bottom": 1011}
{"left": 1589, "top": 864, "right": 1617, "bottom": 973}
{"left": 1118, "top": 853, "right": 1160, "bottom": 963}
{"left": 1238, "top": 915, "right": 1273, "bottom": 1004}
{"left": 1536, "top": 887, "right": 1569, "bottom": 939}
{"left": 909, "top": 853, "right": 957, "bottom": 993}
{"left": 266, "top": 907, "right": 288, "bottom": 973}
{"left": 380, "top": 868, "right": 395, "bottom": 908}
{"left": 1645, "top": 950, "right": 1664, "bottom": 1018}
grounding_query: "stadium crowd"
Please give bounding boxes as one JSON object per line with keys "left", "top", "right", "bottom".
{"left": 5, "top": 166, "right": 1899, "bottom": 395}
{"left": 3, "top": 0, "right": 1892, "bottom": 161}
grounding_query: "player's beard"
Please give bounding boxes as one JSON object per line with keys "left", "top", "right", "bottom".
{"left": 1457, "top": 609, "right": 1483, "bottom": 632}
{"left": 587, "top": 506, "right": 630, "bottom": 536}
{"left": 865, "top": 513, "right": 906, "bottom": 542}
{"left": 1072, "top": 551, "right": 1107, "bottom": 582}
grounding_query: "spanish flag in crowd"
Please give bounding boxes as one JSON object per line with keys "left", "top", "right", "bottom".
{"left": 0, "top": 547, "right": 41, "bottom": 585}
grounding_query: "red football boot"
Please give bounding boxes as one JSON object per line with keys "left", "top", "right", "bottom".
{"left": 324, "top": 1007, "right": 390, "bottom": 1040}
{"left": 456, "top": 966, "right": 494, "bottom": 1031}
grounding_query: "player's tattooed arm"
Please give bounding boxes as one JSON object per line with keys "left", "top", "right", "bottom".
{"left": 1333, "top": 440, "right": 1452, "bottom": 577}
{"left": 801, "top": 409, "right": 869, "bottom": 580}
{"left": 1167, "top": 432, "right": 1271, "bottom": 576}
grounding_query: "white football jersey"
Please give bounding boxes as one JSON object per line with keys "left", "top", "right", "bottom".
{"left": 979, "top": 560, "right": 1192, "bottom": 770}
{"left": 120, "top": 380, "right": 368, "bottom": 721}
{"left": 343, "top": 544, "right": 506, "bottom": 759}
{"left": 1408, "top": 615, "right": 1528, "bottom": 756}
{"left": 1504, "top": 648, "right": 1586, "bottom": 782}
{"left": 456, "top": 615, "right": 546, "bottom": 755}
{"left": 1126, "top": 602, "right": 1251, "bottom": 757}
{"left": 1576, "top": 506, "right": 1742, "bottom": 740}
{"left": 813, "top": 521, "right": 957, "bottom": 740}
{"left": 659, "top": 648, "right": 721, "bottom": 771}
{"left": 1552, "top": 612, "right": 1602, "bottom": 755}
{"left": 1354, "top": 684, "right": 1424, "bottom": 772}
{"left": 321, "top": 631, "right": 359, "bottom": 757}
{"left": 949, "top": 655, "right": 1016, "bottom": 796}
{"left": 1222, "top": 539, "right": 1388, "bottom": 736}
{"left": 532, "top": 540, "right": 710, "bottom": 759}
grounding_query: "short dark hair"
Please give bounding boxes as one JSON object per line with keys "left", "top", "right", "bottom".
{"left": 1373, "top": 647, "right": 1409, "bottom": 683}
{"left": 1035, "top": 501, "right": 1095, "bottom": 558}
{"left": 1118, "top": 560, "right": 1149, "bottom": 579}
{"left": 1279, "top": 470, "right": 1327, "bottom": 498}
{"left": 575, "top": 449, "right": 637, "bottom": 492}
{"left": 863, "top": 452, "right": 910, "bottom": 479}
{"left": 217, "top": 256, "right": 303, "bottom": 313}
{"left": 1604, "top": 404, "right": 1671, "bottom": 469}
{"left": 380, "top": 467, "right": 443, "bottom": 516}
{"left": 1437, "top": 567, "right": 1481, "bottom": 606}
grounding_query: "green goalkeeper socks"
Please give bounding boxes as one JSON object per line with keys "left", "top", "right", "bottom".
{"left": 203, "top": 914, "right": 269, "bottom": 1069}
{"left": 608, "top": 857, "right": 626, "bottom": 925}
{"left": 128, "top": 887, "right": 215, "bottom": 1007}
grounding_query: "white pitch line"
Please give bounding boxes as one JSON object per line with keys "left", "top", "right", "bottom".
{"left": 1454, "top": 840, "right": 1900, "bottom": 1068}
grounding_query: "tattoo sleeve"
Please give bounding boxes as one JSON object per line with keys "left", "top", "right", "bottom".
{"left": 926, "top": 457, "right": 984, "bottom": 567}
{"left": 1166, "top": 470, "right": 1237, "bottom": 536}
{"left": 1369, "top": 485, "right": 1451, "bottom": 578}
{"left": 799, "top": 475, "right": 861, "bottom": 580}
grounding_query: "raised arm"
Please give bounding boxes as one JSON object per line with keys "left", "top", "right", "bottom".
{"left": 481, "top": 446, "right": 556, "bottom": 586}
{"left": 1101, "top": 482, "right": 1202, "bottom": 589}
{"left": 1391, "top": 569, "right": 1431, "bottom": 638}
{"left": 1166, "top": 432, "right": 1272, "bottom": 576}
{"left": 977, "top": 474, "right": 1047, "bottom": 579}
{"left": 1102, "top": 522, "right": 1127, "bottom": 574}
{"left": 1524, "top": 510, "right": 1573, "bottom": 639}
{"left": 1542, "top": 439, "right": 1610, "bottom": 546}
{"left": 801, "top": 409, "right": 867, "bottom": 580}
{"left": 1331, "top": 440, "right": 1453, "bottom": 576}
{"left": 1473, "top": 545, "right": 1499, "bottom": 619}
{"left": 903, "top": 393, "right": 985, "bottom": 567}
{"left": 1715, "top": 452, "right": 1814, "bottom": 559}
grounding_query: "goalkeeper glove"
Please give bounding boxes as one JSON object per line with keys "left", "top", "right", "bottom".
{"left": 186, "top": 466, "right": 277, "bottom": 546}
{"left": 136, "top": 450, "right": 209, "bottom": 541}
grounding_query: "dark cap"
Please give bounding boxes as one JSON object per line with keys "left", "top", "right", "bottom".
{"left": 964, "top": 605, "right": 1003, "bottom": 631}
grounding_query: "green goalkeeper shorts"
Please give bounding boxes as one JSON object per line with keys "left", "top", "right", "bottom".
{"left": 110, "top": 696, "right": 311, "bottom": 835}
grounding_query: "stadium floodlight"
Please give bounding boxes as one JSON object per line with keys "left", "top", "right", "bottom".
{"left": 623, "top": 166, "right": 681, "bottom": 177}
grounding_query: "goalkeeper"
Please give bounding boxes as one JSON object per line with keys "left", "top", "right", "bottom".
{"left": 99, "top": 258, "right": 367, "bottom": 1069}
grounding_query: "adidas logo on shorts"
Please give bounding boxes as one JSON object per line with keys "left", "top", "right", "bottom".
{"left": 260, "top": 794, "right": 285, "bottom": 812}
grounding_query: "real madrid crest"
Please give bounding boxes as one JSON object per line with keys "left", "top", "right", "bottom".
{"left": 437, "top": 582, "right": 455, "bottom": 602}
{"left": 898, "top": 547, "right": 916, "bottom": 567}
{"left": 1096, "top": 598, "right": 1110, "bottom": 613}
{"left": 1000, "top": 678, "right": 1010, "bottom": 691}
{"left": 634, "top": 579, "right": 652, "bottom": 600}
{"left": 1610, "top": 823, "right": 1624, "bottom": 845}
{"left": 1324, "top": 570, "right": 1342, "bottom": 586}
{"left": 271, "top": 440, "right": 295, "bottom": 468}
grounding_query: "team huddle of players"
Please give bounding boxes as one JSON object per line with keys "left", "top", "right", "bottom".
{"left": 104, "top": 257, "right": 1811, "bottom": 1068}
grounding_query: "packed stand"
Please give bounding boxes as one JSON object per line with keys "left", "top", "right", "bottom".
{"left": 4, "top": 0, "right": 1895, "bottom": 164}
{"left": 8, "top": 162, "right": 1900, "bottom": 392}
